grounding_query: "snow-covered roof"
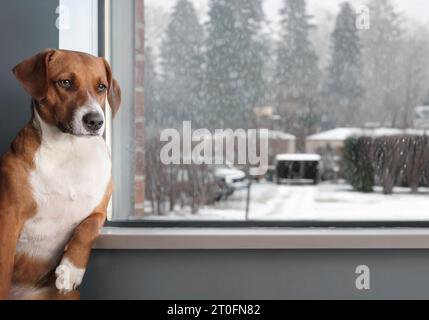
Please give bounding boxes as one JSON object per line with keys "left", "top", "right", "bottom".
{"left": 193, "top": 129, "right": 295, "bottom": 140}
{"left": 306, "top": 128, "right": 362, "bottom": 141}
{"left": 276, "top": 153, "right": 321, "bottom": 161}
{"left": 306, "top": 127, "right": 427, "bottom": 141}
{"left": 263, "top": 130, "right": 295, "bottom": 140}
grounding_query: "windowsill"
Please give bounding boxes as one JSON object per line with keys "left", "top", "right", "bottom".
{"left": 95, "top": 227, "right": 429, "bottom": 250}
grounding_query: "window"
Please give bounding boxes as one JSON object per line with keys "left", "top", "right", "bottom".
{"left": 108, "top": 0, "right": 429, "bottom": 225}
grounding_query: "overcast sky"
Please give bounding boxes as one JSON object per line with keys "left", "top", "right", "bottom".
{"left": 147, "top": 0, "right": 429, "bottom": 25}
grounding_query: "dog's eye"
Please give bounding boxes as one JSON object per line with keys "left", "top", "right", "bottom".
{"left": 57, "top": 79, "right": 73, "bottom": 89}
{"left": 97, "top": 84, "right": 107, "bottom": 93}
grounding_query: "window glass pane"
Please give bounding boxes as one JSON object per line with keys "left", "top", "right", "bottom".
{"left": 111, "top": 0, "right": 429, "bottom": 222}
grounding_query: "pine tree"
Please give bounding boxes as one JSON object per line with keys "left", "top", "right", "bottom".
{"left": 362, "top": 0, "right": 402, "bottom": 126}
{"left": 275, "top": 0, "right": 320, "bottom": 150}
{"left": 325, "top": 2, "right": 364, "bottom": 127}
{"left": 159, "top": 0, "right": 205, "bottom": 128}
{"left": 231, "top": 0, "right": 267, "bottom": 121}
{"left": 204, "top": 0, "right": 266, "bottom": 129}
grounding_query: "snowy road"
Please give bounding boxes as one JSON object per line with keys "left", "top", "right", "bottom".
{"left": 157, "top": 181, "right": 429, "bottom": 221}
{"left": 265, "top": 185, "right": 316, "bottom": 218}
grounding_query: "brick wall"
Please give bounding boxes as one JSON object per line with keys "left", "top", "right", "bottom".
{"left": 134, "top": 0, "right": 145, "bottom": 217}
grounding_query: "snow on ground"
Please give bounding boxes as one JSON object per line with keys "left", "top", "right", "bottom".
{"left": 145, "top": 182, "right": 429, "bottom": 221}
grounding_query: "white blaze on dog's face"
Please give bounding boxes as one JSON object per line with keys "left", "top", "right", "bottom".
{"left": 70, "top": 94, "right": 106, "bottom": 136}
{"left": 12, "top": 49, "right": 121, "bottom": 136}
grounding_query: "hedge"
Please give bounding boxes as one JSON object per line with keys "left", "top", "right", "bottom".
{"left": 342, "top": 135, "right": 429, "bottom": 194}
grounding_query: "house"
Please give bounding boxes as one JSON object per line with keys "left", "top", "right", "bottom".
{"left": 306, "top": 128, "right": 362, "bottom": 155}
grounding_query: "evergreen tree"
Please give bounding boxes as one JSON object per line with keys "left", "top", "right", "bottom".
{"left": 362, "top": 0, "right": 402, "bottom": 126}
{"left": 231, "top": 0, "right": 267, "bottom": 121}
{"left": 325, "top": 2, "right": 364, "bottom": 127}
{"left": 204, "top": 0, "right": 266, "bottom": 128}
{"left": 159, "top": 0, "right": 205, "bottom": 128}
{"left": 275, "top": 0, "right": 320, "bottom": 150}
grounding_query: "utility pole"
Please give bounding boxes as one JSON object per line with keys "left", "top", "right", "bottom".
{"left": 245, "top": 180, "right": 252, "bottom": 220}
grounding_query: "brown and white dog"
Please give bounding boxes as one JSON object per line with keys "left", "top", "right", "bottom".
{"left": 0, "top": 49, "right": 121, "bottom": 299}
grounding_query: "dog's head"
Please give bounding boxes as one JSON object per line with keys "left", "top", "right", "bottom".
{"left": 12, "top": 49, "right": 121, "bottom": 137}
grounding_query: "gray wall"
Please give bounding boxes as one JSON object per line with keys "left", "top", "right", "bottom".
{"left": 81, "top": 249, "right": 429, "bottom": 300}
{"left": 0, "top": 0, "right": 58, "bottom": 155}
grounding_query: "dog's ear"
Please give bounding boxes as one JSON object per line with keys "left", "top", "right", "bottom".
{"left": 108, "top": 78, "right": 121, "bottom": 117}
{"left": 12, "top": 49, "right": 56, "bottom": 100}
{"left": 102, "top": 58, "right": 122, "bottom": 117}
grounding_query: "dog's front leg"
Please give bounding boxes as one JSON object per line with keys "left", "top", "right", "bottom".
{"left": 54, "top": 210, "right": 106, "bottom": 294}
{"left": 54, "top": 181, "right": 112, "bottom": 295}
{"left": 0, "top": 212, "right": 20, "bottom": 299}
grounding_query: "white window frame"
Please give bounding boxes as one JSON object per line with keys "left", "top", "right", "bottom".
{"left": 58, "top": 0, "right": 98, "bottom": 54}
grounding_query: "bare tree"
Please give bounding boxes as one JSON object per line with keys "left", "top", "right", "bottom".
{"left": 397, "top": 25, "right": 429, "bottom": 128}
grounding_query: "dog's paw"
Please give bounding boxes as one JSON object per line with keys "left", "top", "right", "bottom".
{"left": 55, "top": 258, "right": 85, "bottom": 294}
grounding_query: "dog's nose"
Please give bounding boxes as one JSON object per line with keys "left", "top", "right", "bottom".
{"left": 82, "top": 112, "right": 104, "bottom": 132}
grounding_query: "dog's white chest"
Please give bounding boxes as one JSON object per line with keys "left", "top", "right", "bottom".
{"left": 16, "top": 134, "right": 111, "bottom": 260}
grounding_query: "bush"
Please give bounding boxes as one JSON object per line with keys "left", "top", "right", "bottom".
{"left": 342, "top": 137, "right": 374, "bottom": 192}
